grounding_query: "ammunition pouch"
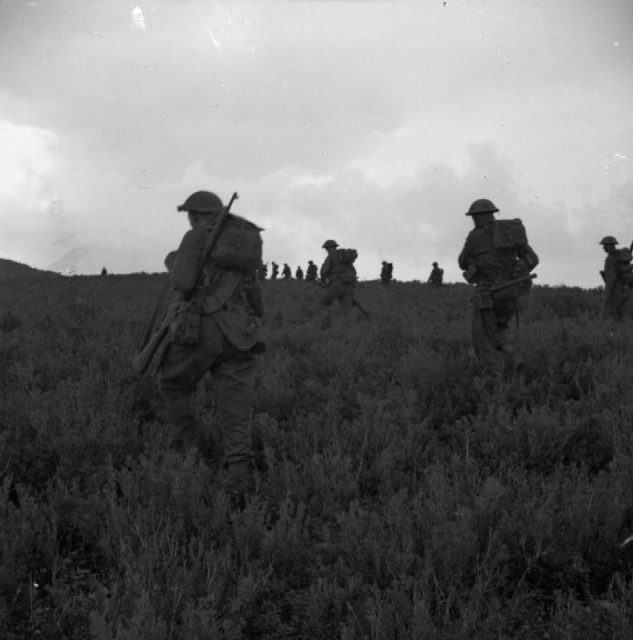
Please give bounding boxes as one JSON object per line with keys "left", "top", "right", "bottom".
{"left": 170, "top": 300, "right": 201, "bottom": 345}
{"left": 474, "top": 290, "right": 493, "bottom": 310}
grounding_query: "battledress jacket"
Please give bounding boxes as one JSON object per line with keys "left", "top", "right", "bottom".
{"left": 602, "top": 253, "right": 629, "bottom": 319}
{"left": 320, "top": 253, "right": 357, "bottom": 283}
{"left": 170, "top": 223, "right": 264, "bottom": 351}
{"left": 458, "top": 222, "right": 539, "bottom": 287}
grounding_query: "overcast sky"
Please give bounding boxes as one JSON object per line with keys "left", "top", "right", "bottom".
{"left": 1, "top": 0, "right": 632, "bottom": 286}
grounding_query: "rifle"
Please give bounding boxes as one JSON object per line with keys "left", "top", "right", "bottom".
{"left": 489, "top": 272, "right": 537, "bottom": 295}
{"left": 353, "top": 298, "right": 370, "bottom": 320}
{"left": 132, "top": 192, "right": 239, "bottom": 376}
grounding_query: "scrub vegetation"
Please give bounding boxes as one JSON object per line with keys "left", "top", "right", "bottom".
{"left": 1, "top": 259, "right": 632, "bottom": 639}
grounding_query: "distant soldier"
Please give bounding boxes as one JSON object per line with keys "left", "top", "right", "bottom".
{"left": 101, "top": 266, "right": 108, "bottom": 276}
{"left": 270, "top": 262, "right": 279, "bottom": 280}
{"left": 458, "top": 198, "right": 538, "bottom": 374}
{"left": 428, "top": 262, "right": 444, "bottom": 286}
{"left": 599, "top": 236, "right": 632, "bottom": 324}
{"left": 295, "top": 265, "right": 304, "bottom": 280}
{"left": 158, "top": 190, "right": 264, "bottom": 498}
{"left": 380, "top": 261, "right": 393, "bottom": 285}
{"left": 320, "top": 239, "right": 358, "bottom": 315}
{"left": 257, "top": 262, "right": 268, "bottom": 281}
{"left": 282, "top": 263, "right": 292, "bottom": 280}
{"left": 306, "top": 260, "right": 318, "bottom": 282}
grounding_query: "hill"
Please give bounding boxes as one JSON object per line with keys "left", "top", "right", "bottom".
{"left": 0, "top": 275, "right": 631, "bottom": 638}
{"left": 0, "top": 257, "right": 60, "bottom": 281}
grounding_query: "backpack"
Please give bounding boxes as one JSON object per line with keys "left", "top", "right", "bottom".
{"left": 614, "top": 247, "right": 633, "bottom": 285}
{"left": 335, "top": 248, "right": 358, "bottom": 265}
{"left": 209, "top": 214, "right": 263, "bottom": 272}
{"left": 486, "top": 219, "right": 534, "bottom": 299}
{"left": 491, "top": 219, "right": 528, "bottom": 250}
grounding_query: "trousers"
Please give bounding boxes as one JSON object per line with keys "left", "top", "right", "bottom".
{"left": 471, "top": 297, "right": 518, "bottom": 373}
{"left": 159, "top": 314, "right": 255, "bottom": 464}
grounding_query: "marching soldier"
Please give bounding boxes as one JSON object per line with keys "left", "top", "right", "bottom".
{"left": 270, "top": 262, "right": 279, "bottom": 280}
{"left": 295, "top": 265, "right": 304, "bottom": 280}
{"left": 458, "top": 198, "right": 538, "bottom": 374}
{"left": 320, "top": 239, "right": 357, "bottom": 315}
{"left": 158, "top": 190, "right": 264, "bottom": 499}
{"left": 599, "top": 236, "right": 632, "bottom": 325}
{"left": 282, "top": 263, "right": 292, "bottom": 280}
{"left": 380, "top": 261, "right": 393, "bottom": 285}
{"left": 428, "top": 262, "right": 444, "bottom": 286}
{"left": 306, "top": 260, "right": 318, "bottom": 282}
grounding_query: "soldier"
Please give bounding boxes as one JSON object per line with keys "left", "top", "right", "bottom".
{"left": 428, "top": 262, "right": 444, "bottom": 286}
{"left": 380, "top": 261, "right": 393, "bottom": 285}
{"left": 270, "top": 262, "right": 279, "bottom": 280}
{"left": 158, "top": 190, "right": 264, "bottom": 498}
{"left": 306, "top": 260, "right": 318, "bottom": 283}
{"left": 282, "top": 263, "right": 292, "bottom": 280}
{"left": 458, "top": 198, "right": 538, "bottom": 374}
{"left": 320, "top": 239, "right": 357, "bottom": 315}
{"left": 257, "top": 261, "right": 268, "bottom": 281}
{"left": 295, "top": 265, "right": 304, "bottom": 280}
{"left": 101, "top": 266, "right": 108, "bottom": 276}
{"left": 599, "top": 236, "right": 632, "bottom": 325}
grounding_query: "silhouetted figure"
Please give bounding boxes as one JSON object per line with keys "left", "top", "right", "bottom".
{"left": 270, "top": 262, "right": 279, "bottom": 280}
{"left": 458, "top": 198, "right": 539, "bottom": 374}
{"left": 306, "top": 260, "right": 318, "bottom": 282}
{"left": 257, "top": 262, "right": 268, "bottom": 281}
{"left": 296, "top": 266, "right": 304, "bottom": 280}
{"left": 101, "top": 267, "right": 108, "bottom": 276}
{"left": 428, "top": 262, "right": 444, "bottom": 286}
{"left": 282, "top": 263, "right": 292, "bottom": 280}
{"left": 380, "top": 261, "right": 393, "bottom": 285}
{"left": 599, "top": 236, "right": 632, "bottom": 325}
{"left": 320, "top": 239, "right": 357, "bottom": 315}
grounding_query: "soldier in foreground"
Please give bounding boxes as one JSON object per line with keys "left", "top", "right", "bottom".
{"left": 458, "top": 198, "right": 538, "bottom": 374}
{"left": 156, "top": 190, "right": 264, "bottom": 497}
{"left": 599, "top": 236, "right": 632, "bottom": 325}
{"left": 319, "top": 239, "right": 358, "bottom": 315}
{"left": 428, "top": 262, "right": 444, "bottom": 286}
{"left": 380, "top": 261, "right": 393, "bottom": 285}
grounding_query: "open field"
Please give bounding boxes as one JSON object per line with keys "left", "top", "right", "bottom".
{"left": 1, "top": 263, "right": 633, "bottom": 639}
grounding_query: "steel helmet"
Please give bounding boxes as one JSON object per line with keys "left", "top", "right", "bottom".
{"left": 466, "top": 199, "right": 499, "bottom": 216}
{"left": 177, "top": 191, "right": 224, "bottom": 213}
{"left": 599, "top": 235, "right": 618, "bottom": 245}
{"left": 322, "top": 239, "right": 338, "bottom": 249}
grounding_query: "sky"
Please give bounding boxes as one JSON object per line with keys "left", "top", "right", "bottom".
{"left": 0, "top": 0, "right": 632, "bottom": 286}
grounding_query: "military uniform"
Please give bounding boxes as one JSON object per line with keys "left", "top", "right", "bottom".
{"left": 380, "top": 261, "right": 393, "bottom": 285}
{"left": 282, "top": 263, "right": 291, "bottom": 280}
{"left": 159, "top": 193, "right": 264, "bottom": 484}
{"left": 458, "top": 199, "right": 538, "bottom": 373}
{"left": 320, "top": 240, "right": 356, "bottom": 313}
{"left": 306, "top": 261, "right": 318, "bottom": 282}
{"left": 428, "top": 263, "right": 443, "bottom": 286}
{"left": 600, "top": 237, "right": 631, "bottom": 322}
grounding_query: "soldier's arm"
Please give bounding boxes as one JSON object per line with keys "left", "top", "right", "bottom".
{"left": 320, "top": 255, "right": 332, "bottom": 280}
{"left": 243, "top": 272, "right": 265, "bottom": 317}
{"left": 603, "top": 256, "right": 618, "bottom": 289}
{"left": 457, "top": 233, "right": 475, "bottom": 270}
{"left": 171, "top": 229, "right": 204, "bottom": 295}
